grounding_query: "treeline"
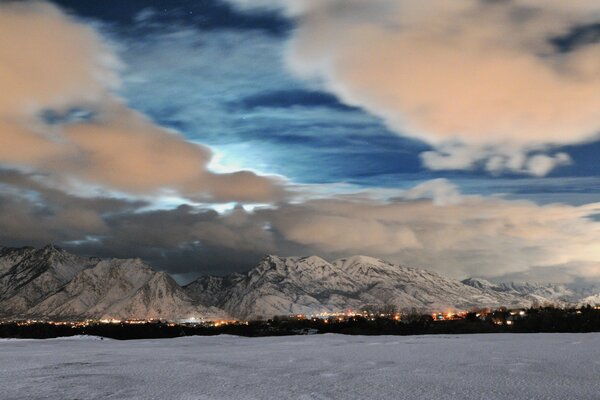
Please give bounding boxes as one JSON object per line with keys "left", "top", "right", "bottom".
{"left": 2, "top": 306, "right": 600, "bottom": 340}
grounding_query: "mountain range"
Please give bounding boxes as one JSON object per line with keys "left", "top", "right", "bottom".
{"left": 0, "top": 245, "right": 598, "bottom": 322}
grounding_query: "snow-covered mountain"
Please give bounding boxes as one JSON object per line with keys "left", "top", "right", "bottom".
{"left": 185, "top": 255, "right": 554, "bottom": 320}
{"left": 0, "top": 246, "right": 224, "bottom": 321}
{"left": 28, "top": 258, "right": 224, "bottom": 321}
{"left": 579, "top": 294, "right": 600, "bottom": 306}
{"left": 2, "top": 245, "right": 600, "bottom": 321}
{"left": 461, "top": 278, "right": 582, "bottom": 305}
{"left": 0, "top": 245, "right": 99, "bottom": 316}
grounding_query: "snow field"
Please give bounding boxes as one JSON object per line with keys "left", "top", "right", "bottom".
{"left": 1, "top": 333, "right": 599, "bottom": 400}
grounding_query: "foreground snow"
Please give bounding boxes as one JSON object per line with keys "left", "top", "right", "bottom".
{"left": 1, "top": 333, "right": 599, "bottom": 400}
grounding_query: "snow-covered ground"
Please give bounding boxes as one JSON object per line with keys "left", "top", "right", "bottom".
{"left": 1, "top": 333, "right": 599, "bottom": 400}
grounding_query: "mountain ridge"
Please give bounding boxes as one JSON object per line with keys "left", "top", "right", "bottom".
{"left": 1, "top": 246, "right": 599, "bottom": 321}
{"left": 184, "top": 254, "right": 598, "bottom": 319}
{"left": 0, "top": 245, "right": 100, "bottom": 317}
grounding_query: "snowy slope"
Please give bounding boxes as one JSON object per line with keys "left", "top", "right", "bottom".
{"left": 184, "top": 273, "right": 245, "bottom": 308}
{"left": 185, "top": 255, "right": 539, "bottom": 319}
{"left": 0, "top": 245, "right": 99, "bottom": 316}
{"left": 3, "top": 245, "right": 599, "bottom": 322}
{"left": 461, "top": 278, "right": 587, "bottom": 305}
{"left": 27, "top": 258, "right": 224, "bottom": 321}
{"left": 579, "top": 294, "right": 600, "bottom": 306}
{"left": 2, "top": 334, "right": 600, "bottom": 400}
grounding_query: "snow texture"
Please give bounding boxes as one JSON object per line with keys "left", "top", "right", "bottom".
{"left": 186, "top": 255, "right": 555, "bottom": 319}
{"left": 1, "top": 333, "right": 599, "bottom": 400}
{"left": 0, "top": 246, "right": 223, "bottom": 321}
{"left": 3, "top": 246, "right": 600, "bottom": 321}
{"left": 0, "top": 245, "right": 99, "bottom": 316}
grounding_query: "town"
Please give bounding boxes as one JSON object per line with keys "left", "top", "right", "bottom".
{"left": 2, "top": 304, "right": 600, "bottom": 340}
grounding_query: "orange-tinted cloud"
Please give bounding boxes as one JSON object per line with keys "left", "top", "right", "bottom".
{"left": 0, "top": 1, "right": 283, "bottom": 202}
{"left": 4, "top": 173, "right": 600, "bottom": 282}
{"left": 229, "top": 0, "right": 600, "bottom": 175}
{"left": 259, "top": 180, "right": 600, "bottom": 281}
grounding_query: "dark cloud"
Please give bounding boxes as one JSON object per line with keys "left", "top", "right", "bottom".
{"left": 40, "top": 107, "right": 96, "bottom": 125}
{"left": 227, "top": 0, "right": 600, "bottom": 176}
{"left": 2, "top": 170, "right": 600, "bottom": 284}
{"left": 3, "top": 0, "right": 600, "bottom": 288}
{"left": 550, "top": 23, "right": 600, "bottom": 53}
{"left": 0, "top": 171, "right": 275, "bottom": 277}
{"left": 0, "top": 170, "right": 142, "bottom": 247}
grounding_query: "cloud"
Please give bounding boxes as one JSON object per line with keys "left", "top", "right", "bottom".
{"left": 2, "top": 169, "right": 599, "bottom": 283}
{"left": 0, "top": 1, "right": 282, "bottom": 202}
{"left": 402, "top": 179, "right": 462, "bottom": 205}
{"left": 259, "top": 183, "right": 600, "bottom": 282}
{"left": 421, "top": 145, "right": 572, "bottom": 176}
{"left": 524, "top": 153, "right": 572, "bottom": 177}
{"left": 226, "top": 0, "right": 600, "bottom": 176}
{"left": 3, "top": 1, "right": 600, "bottom": 284}
{"left": 111, "top": 17, "right": 423, "bottom": 186}
{"left": 0, "top": 170, "right": 277, "bottom": 275}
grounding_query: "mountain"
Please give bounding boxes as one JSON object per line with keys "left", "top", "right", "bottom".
{"left": 580, "top": 294, "right": 600, "bottom": 306}
{"left": 184, "top": 273, "right": 245, "bottom": 308}
{"left": 28, "top": 258, "right": 224, "bottom": 321}
{"left": 0, "top": 245, "right": 100, "bottom": 317}
{"left": 461, "top": 278, "right": 579, "bottom": 305}
{"left": 0, "top": 246, "right": 225, "bottom": 321}
{"left": 495, "top": 281, "right": 575, "bottom": 303}
{"left": 184, "top": 255, "right": 548, "bottom": 320}
{"left": 3, "top": 245, "right": 600, "bottom": 322}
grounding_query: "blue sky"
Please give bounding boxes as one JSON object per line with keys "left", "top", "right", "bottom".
{"left": 1, "top": 0, "right": 600, "bottom": 282}
{"left": 52, "top": 0, "right": 600, "bottom": 204}
{"left": 91, "top": 1, "right": 600, "bottom": 203}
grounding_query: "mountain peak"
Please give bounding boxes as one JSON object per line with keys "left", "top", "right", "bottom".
{"left": 42, "top": 243, "right": 61, "bottom": 252}
{"left": 256, "top": 255, "right": 331, "bottom": 274}
{"left": 262, "top": 254, "right": 284, "bottom": 262}
{"left": 25, "top": 252, "right": 223, "bottom": 321}
{"left": 462, "top": 277, "right": 499, "bottom": 290}
{"left": 0, "top": 245, "right": 228, "bottom": 321}
{"left": 3, "top": 245, "right": 597, "bottom": 321}
{"left": 298, "top": 255, "right": 329, "bottom": 264}
{"left": 0, "top": 245, "right": 100, "bottom": 316}
{"left": 333, "top": 255, "right": 385, "bottom": 267}
{"left": 186, "top": 254, "right": 546, "bottom": 319}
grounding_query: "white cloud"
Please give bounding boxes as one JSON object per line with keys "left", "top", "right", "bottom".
{"left": 3, "top": 171, "right": 600, "bottom": 282}
{"left": 422, "top": 145, "right": 572, "bottom": 176}
{"left": 227, "top": 0, "right": 600, "bottom": 176}
{"left": 258, "top": 183, "right": 600, "bottom": 281}
{"left": 3, "top": 1, "right": 600, "bottom": 283}
{"left": 0, "top": 1, "right": 283, "bottom": 203}
{"left": 403, "top": 179, "right": 462, "bottom": 206}
{"left": 525, "top": 153, "right": 572, "bottom": 177}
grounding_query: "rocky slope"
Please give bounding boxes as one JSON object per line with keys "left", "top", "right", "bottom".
{"left": 0, "top": 246, "right": 223, "bottom": 321}
{"left": 3, "top": 245, "right": 599, "bottom": 321}
{"left": 185, "top": 255, "right": 552, "bottom": 319}
{"left": 28, "top": 258, "right": 224, "bottom": 321}
{"left": 0, "top": 245, "right": 99, "bottom": 316}
{"left": 461, "top": 278, "right": 583, "bottom": 305}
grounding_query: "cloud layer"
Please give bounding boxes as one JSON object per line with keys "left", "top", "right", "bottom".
{"left": 2, "top": 170, "right": 599, "bottom": 283}
{"left": 2, "top": 1, "right": 600, "bottom": 284}
{"left": 228, "top": 0, "right": 600, "bottom": 175}
{"left": 0, "top": 1, "right": 282, "bottom": 202}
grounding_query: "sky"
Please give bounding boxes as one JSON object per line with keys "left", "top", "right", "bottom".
{"left": 1, "top": 0, "right": 600, "bottom": 283}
